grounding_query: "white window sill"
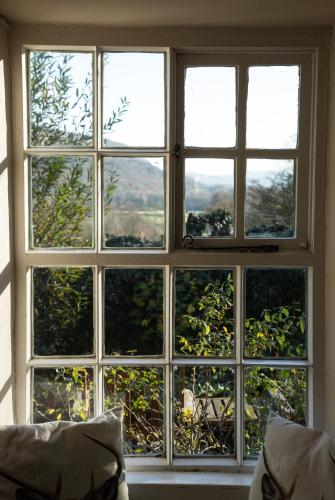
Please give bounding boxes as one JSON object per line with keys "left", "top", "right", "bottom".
{"left": 126, "top": 471, "right": 253, "bottom": 488}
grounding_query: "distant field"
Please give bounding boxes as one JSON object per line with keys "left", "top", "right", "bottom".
{"left": 104, "top": 209, "right": 165, "bottom": 241}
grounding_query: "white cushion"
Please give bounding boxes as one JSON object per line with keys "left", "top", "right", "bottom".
{"left": 0, "top": 410, "right": 128, "bottom": 499}
{"left": 249, "top": 415, "right": 335, "bottom": 500}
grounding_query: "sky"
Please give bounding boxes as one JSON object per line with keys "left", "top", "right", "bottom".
{"left": 31, "top": 51, "right": 299, "bottom": 174}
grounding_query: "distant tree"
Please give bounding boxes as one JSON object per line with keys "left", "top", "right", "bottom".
{"left": 245, "top": 169, "right": 294, "bottom": 237}
{"left": 186, "top": 208, "right": 234, "bottom": 237}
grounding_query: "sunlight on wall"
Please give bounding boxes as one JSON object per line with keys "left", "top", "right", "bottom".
{"left": 0, "top": 59, "right": 7, "bottom": 164}
{"left": 0, "top": 23, "right": 14, "bottom": 425}
{"left": 0, "top": 168, "right": 10, "bottom": 275}
{"left": 0, "top": 282, "right": 13, "bottom": 421}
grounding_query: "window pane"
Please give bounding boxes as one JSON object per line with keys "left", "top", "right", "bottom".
{"left": 32, "top": 367, "right": 94, "bottom": 423}
{"left": 244, "top": 268, "right": 307, "bottom": 358}
{"left": 246, "top": 66, "right": 300, "bottom": 149}
{"left": 244, "top": 367, "right": 307, "bottom": 457}
{"left": 185, "top": 67, "right": 236, "bottom": 147}
{"left": 104, "top": 269, "right": 164, "bottom": 356}
{"left": 185, "top": 158, "right": 234, "bottom": 238}
{"left": 103, "top": 52, "right": 165, "bottom": 148}
{"left": 104, "top": 366, "right": 164, "bottom": 456}
{"left": 245, "top": 159, "right": 295, "bottom": 238}
{"left": 30, "top": 156, "right": 94, "bottom": 248}
{"left": 175, "top": 269, "right": 234, "bottom": 357}
{"left": 103, "top": 157, "right": 164, "bottom": 248}
{"left": 29, "top": 51, "right": 93, "bottom": 147}
{"left": 33, "top": 267, "right": 94, "bottom": 356}
{"left": 174, "top": 366, "right": 235, "bottom": 456}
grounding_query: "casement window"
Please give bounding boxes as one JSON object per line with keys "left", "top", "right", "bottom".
{"left": 15, "top": 38, "right": 325, "bottom": 469}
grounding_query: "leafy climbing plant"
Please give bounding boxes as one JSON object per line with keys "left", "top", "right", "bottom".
{"left": 30, "top": 50, "right": 307, "bottom": 460}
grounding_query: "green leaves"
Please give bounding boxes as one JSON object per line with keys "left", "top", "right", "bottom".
{"left": 178, "top": 274, "right": 235, "bottom": 358}
{"left": 244, "top": 305, "right": 306, "bottom": 358}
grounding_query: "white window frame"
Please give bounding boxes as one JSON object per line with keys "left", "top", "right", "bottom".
{"left": 10, "top": 26, "right": 327, "bottom": 473}
{"left": 175, "top": 51, "right": 313, "bottom": 251}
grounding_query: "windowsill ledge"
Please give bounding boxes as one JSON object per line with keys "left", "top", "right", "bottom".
{"left": 126, "top": 471, "right": 253, "bottom": 488}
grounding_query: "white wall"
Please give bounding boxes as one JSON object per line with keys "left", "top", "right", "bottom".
{"left": 0, "top": 18, "right": 333, "bottom": 499}
{"left": 0, "top": 16, "right": 15, "bottom": 425}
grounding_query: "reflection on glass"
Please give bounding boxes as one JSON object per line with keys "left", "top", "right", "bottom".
{"left": 103, "top": 52, "right": 165, "bottom": 147}
{"left": 244, "top": 268, "right": 307, "bottom": 358}
{"left": 244, "top": 367, "right": 307, "bottom": 457}
{"left": 104, "top": 366, "right": 164, "bottom": 456}
{"left": 30, "top": 156, "right": 94, "bottom": 248}
{"left": 29, "top": 51, "right": 93, "bottom": 147}
{"left": 33, "top": 367, "right": 94, "bottom": 423}
{"left": 175, "top": 269, "right": 234, "bottom": 357}
{"left": 246, "top": 66, "right": 300, "bottom": 149}
{"left": 185, "top": 67, "right": 236, "bottom": 147}
{"left": 104, "top": 268, "right": 164, "bottom": 356}
{"left": 245, "top": 159, "right": 295, "bottom": 238}
{"left": 103, "top": 157, "right": 164, "bottom": 248}
{"left": 184, "top": 158, "right": 235, "bottom": 238}
{"left": 33, "top": 267, "right": 94, "bottom": 356}
{"left": 174, "top": 366, "right": 235, "bottom": 456}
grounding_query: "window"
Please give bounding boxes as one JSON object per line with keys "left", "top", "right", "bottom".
{"left": 15, "top": 38, "right": 323, "bottom": 469}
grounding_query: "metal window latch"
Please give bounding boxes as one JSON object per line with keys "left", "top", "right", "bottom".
{"left": 182, "top": 235, "right": 279, "bottom": 252}
{"left": 174, "top": 144, "right": 181, "bottom": 159}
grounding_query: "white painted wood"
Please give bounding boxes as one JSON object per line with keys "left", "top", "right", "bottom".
{"left": 8, "top": 26, "right": 328, "bottom": 470}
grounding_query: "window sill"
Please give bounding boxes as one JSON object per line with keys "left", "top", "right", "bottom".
{"left": 126, "top": 471, "right": 253, "bottom": 488}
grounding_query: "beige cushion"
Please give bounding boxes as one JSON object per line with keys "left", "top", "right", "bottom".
{"left": 0, "top": 410, "right": 128, "bottom": 499}
{"left": 249, "top": 415, "right": 335, "bottom": 500}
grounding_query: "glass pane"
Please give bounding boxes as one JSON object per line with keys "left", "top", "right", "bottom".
{"left": 185, "top": 67, "right": 236, "bottom": 147}
{"left": 33, "top": 267, "right": 94, "bottom": 356}
{"left": 244, "top": 268, "right": 307, "bottom": 358}
{"left": 175, "top": 269, "right": 234, "bottom": 357}
{"left": 185, "top": 158, "right": 234, "bottom": 238}
{"left": 104, "top": 269, "right": 164, "bottom": 356}
{"left": 244, "top": 367, "right": 307, "bottom": 457}
{"left": 29, "top": 51, "right": 93, "bottom": 147}
{"left": 245, "top": 159, "right": 295, "bottom": 238}
{"left": 246, "top": 66, "right": 300, "bottom": 149}
{"left": 103, "top": 157, "right": 164, "bottom": 248}
{"left": 103, "top": 52, "right": 165, "bottom": 147}
{"left": 174, "top": 366, "right": 235, "bottom": 456}
{"left": 32, "top": 367, "right": 94, "bottom": 423}
{"left": 30, "top": 156, "right": 94, "bottom": 248}
{"left": 104, "top": 366, "right": 164, "bottom": 456}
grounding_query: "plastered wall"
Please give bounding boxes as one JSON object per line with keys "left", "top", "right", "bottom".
{"left": 0, "top": 17, "right": 15, "bottom": 425}
{"left": 325, "top": 27, "right": 335, "bottom": 438}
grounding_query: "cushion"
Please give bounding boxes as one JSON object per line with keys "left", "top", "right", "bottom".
{"left": 249, "top": 415, "right": 335, "bottom": 500}
{"left": 0, "top": 409, "right": 128, "bottom": 500}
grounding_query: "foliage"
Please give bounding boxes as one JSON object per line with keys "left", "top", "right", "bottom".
{"left": 105, "top": 234, "right": 162, "bottom": 248}
{"left": 178, "top": 274, "right": 234, "bottom": 357}
{"left": 30, "top": 51, "right": 121, "bottom": 249}
{"left": 30, "top": 51, "right": 307, "bottom": 459}
{"left": 104, "top": 269, "right": 163, "bottom": 356}
{"left": 104, "top": 367, "right": 164, "bottom": 455}
{"left": 174, "top": 366, "right": 235, "bottom": 455}
{"left": 33, "top": 267, "right": 93, "bottom": 356}
{"left": 245, "top": 305, "right": 306, "bottom": 358}
{"left": 31, "top": 156, "right": 94, "bottom": 248}
{"left": 245, "top": 169, "right": 294, "bottom": 237}
{"left": 30, "top": 52, "right": 92, "bottom": 146}
{"left": 33, "top": 367, "right": 94, "bottom": 423}
{"left": 186, "top": 208, "right": 233, "bottom": 237}
{"left": 244, "top": 367, "right": 306, "bottom": 456}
